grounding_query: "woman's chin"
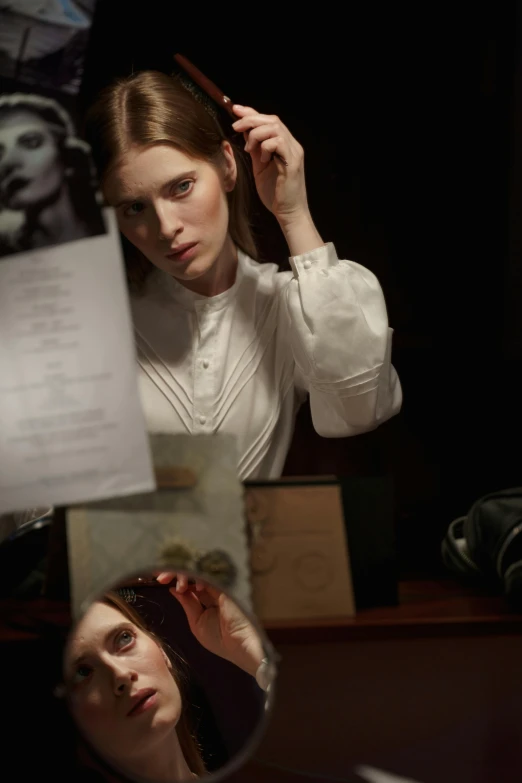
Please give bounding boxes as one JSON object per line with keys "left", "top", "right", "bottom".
{"left": 172, "top": 259, "right": 213, "bottom": 282}
{"left": 134, "top": 705, "right": 181, "bottom": 743}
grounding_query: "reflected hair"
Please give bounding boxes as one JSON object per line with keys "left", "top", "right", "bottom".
{"left": 85, "top": 70, "right": 258, "bottom": 293}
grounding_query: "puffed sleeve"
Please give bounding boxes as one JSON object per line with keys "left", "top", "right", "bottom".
{"left": 284, "top": 242, "right": 402, "bottom": 437}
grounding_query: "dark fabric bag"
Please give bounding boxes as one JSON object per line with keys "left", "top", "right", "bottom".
{"left": 442, "top": 488, "right": 522, "bottom": 605}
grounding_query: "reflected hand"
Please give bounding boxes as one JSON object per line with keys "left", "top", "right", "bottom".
{"left": 156, "top": 572, "right": 264, "bottom": 677}
{"left": 231, "top": 105, "right": 309, "bottom": 227}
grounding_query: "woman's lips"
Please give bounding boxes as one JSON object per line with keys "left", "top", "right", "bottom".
{"left": 127, "top": 689, "right": 158, "bottom": 717}
{"left": 1, "top": 176, "right": 29, "bottom": 203}
{"left": 166, "top": 242, "right": 198, "bottom": 263}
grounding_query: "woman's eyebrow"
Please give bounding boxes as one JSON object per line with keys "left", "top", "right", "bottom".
{"left": 113, "top": 171, "right": 197, "bottom": 208}
{"left": 70, "top": 622, "right": 134, "bottom": 665}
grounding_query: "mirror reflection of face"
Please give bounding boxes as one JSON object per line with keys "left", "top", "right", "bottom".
{"left": 64, "top": 601, "right": 183, "bottom": 771}
{"left": 0, "top": 110, "right": 64, "bottom": 210}
{"left": 103, "top": 142, "right": 237, "bottom": 289}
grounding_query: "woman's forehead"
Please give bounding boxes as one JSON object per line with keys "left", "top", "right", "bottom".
{"left": 104, "top": 143, "right": 201, "bottom": 200}
{"left": 69, "top": 602, "right": 127, "bottom": 651}
{"left": 0, "top": 110, "right": 51, "bottom": 133}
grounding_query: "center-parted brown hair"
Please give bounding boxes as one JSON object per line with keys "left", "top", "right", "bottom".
{"left": 85, "top": 70, "right": 258, "bottom": 293}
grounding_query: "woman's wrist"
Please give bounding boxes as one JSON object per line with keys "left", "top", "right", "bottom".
{"left": 277, "top": 209, "right": 324, "bottom": 257}
{"left": 227, "top": 638, "right": 265, "bottom": 679}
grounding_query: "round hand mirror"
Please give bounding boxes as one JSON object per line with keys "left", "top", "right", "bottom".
{"left": 0, "top": 525, "right": 277, "bottom": 782}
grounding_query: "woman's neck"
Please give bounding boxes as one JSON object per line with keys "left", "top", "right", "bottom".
{"left": 179, "top": 234, "right": 238, "bottom": 298}
{"left": 108, "top": 727, "right": 194, "bottom": 783}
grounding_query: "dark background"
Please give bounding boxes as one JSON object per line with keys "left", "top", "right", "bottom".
{"left": 79, "top": 2, "right": 522, "bottom": 575}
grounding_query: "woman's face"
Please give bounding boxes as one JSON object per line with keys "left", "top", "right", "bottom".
{"left": 0, "top": 110, "right": 64, "bottom": 210}
{"left": 64, "top": 601, "right": 182, "bottom": 766}
{"left": 104, "top": 142, "right": 237, "bottom": 288}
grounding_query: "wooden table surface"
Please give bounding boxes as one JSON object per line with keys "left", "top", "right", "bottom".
{"left": 252, "top": 579, "right": 522, "bottom": 783}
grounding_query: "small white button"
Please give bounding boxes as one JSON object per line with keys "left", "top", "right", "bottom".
{"left": 303, "top": 260, "right": 312, "bottom": 270}
{"left": 199, "top": 415, "right": 207, "bottom": 425}
{"left": 321, "top": 269, "right": 329, "bottom": 277}
{"left": 202, "top": 360, "right": 209, "bottom": 369}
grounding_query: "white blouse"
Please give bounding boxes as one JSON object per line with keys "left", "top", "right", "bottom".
{"left": 130, "top": 243, "right": 402, "bottom": 480}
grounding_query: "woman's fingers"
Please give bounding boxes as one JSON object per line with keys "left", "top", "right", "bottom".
{"left": 236, "top": 118, "right": 300, "bottom": 167}
{"left": 231, "top": 104, "right": 263, "bottom": 119}
{"left": 156, "top": 571, "right": 212, "bottom": 596}
{"left": 195, "top": 586, "right": 221, "bottom": 609}
{"left": 232, "top": 105, "right": 302, "bottom": 163}
{"left": 155, "top": 571, "right": 204, "bottom": 593}
{"left": 233, "top": 115, "right": 290, "bottom": 150}
{"left": 243, "top": 123, "right": 280, "bottom": 152}
{"left": 175, "top": 573, "right": 189, "bottom": 593}
{"left": 232, "top": 111, "right": 279, "bottom": 132}
{"left": 170, "top": 588, "right": 205, "bottom": 630}
{"left": 157, "top": 572, "right": 189, "bottom": 591}
{"left": 259, "top": 137, "right": 285, "bottom": 164}
{"left": 243, "top": 124, "right": 290, "bottom": 168}
{"left": 155, "top": 571, "right": 176, "bottom": 585}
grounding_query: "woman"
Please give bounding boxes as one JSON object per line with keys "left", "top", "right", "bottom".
{"left": 63, "top": 583, "right": 267, "bottom": 782}
{"left": 86, "top": 71, "right": 402, "bottom": 479}
{"left": 0, "top": 92, "right": 104, "bottom": 256}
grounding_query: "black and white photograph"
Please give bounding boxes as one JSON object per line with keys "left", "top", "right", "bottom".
{"left": 0, "top": 89, "right": 105, "bottom": 257}
{"left": 0, "top": 1, "right": 95, "bottom": 95}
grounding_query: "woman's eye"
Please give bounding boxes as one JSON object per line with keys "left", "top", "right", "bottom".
{"left": 115, "top": 630, "right": 135, "bottom": 650}
{"left": 123, "top": 202, "right": 145, "bottom": 217}
{"left": 19, "top": 132, "right": 44, "bottom": 150}
{"left": 174, "top": 180, "right": 193, "bottom": 196}
{"left": 73, "top": 664, "right": 92, "bottom": 684}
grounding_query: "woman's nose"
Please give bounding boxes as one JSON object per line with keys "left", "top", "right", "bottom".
{"left": 112, "top": 664, "right": 138, "bottom": 695}
{"left": 155, "top": 202, "right": 183, "bottom": 242}
{"left": 0, "top": 159, "right": 21, "bottom": 182}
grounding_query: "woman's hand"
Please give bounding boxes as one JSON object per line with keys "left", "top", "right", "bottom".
{"left": 156, "top": 572, "right": 264, "bottom": 678}
{"left": 232, "top": 105, "right": 324, "bottom": 257}
{"left": 231, "top": 106, "right": 308, "bottom": 225}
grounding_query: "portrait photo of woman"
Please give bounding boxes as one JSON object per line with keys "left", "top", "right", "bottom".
{"left": 0, "top": 91, "right": 105, "bottom": 258}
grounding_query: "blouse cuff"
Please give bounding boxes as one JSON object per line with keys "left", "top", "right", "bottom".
{"left": 289, "top": 242, "right": 339, "bottom": 278}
